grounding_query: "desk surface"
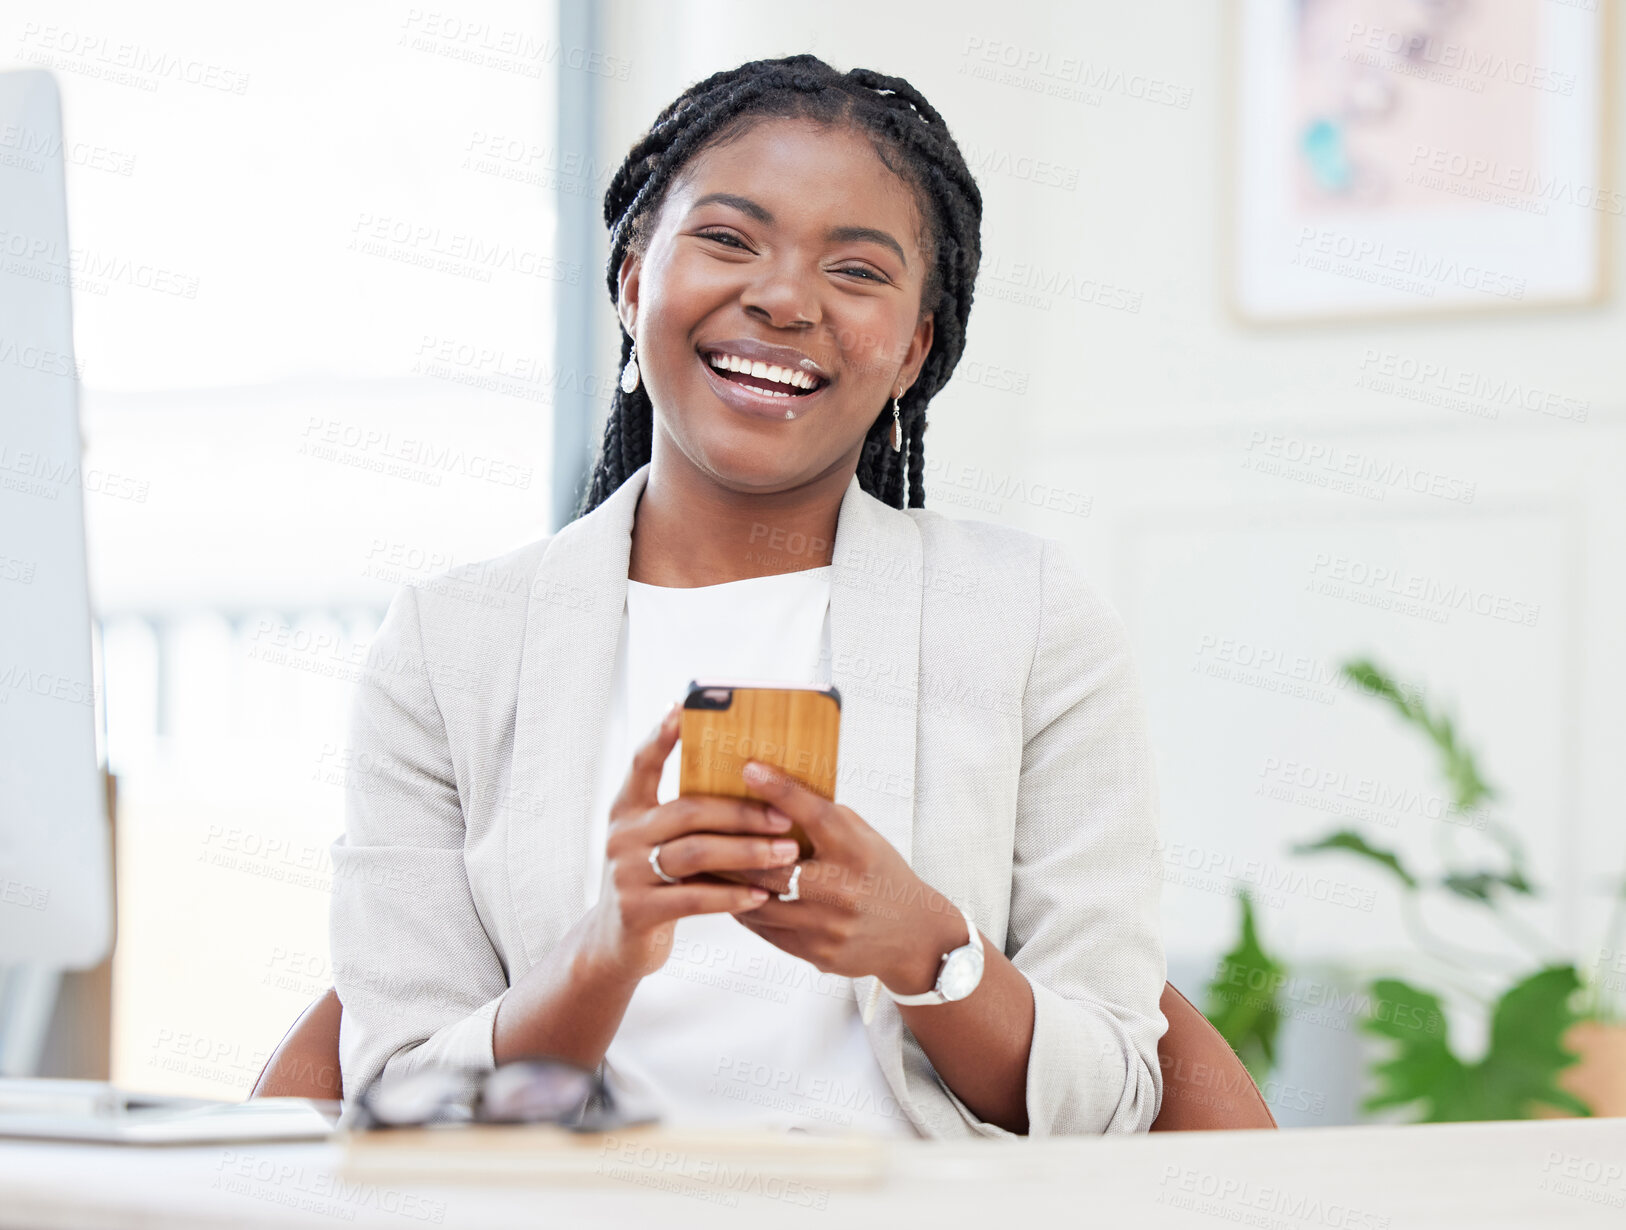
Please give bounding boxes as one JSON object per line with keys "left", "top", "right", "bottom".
{"left": 2, "top": 1117, "right": 1623, "bottom": 1229}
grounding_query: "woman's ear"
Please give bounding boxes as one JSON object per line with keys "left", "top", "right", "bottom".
{"left": 901, "top": 311, "right": 935, "bottom": 393}
{"left": 616, "top": 250, "right": 641, "bottom": 338}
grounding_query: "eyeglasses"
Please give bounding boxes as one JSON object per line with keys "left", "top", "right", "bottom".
{"left": 349, "top": 1058, "right": 650, "bottom": 1133}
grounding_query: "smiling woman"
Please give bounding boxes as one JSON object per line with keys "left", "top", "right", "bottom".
{"left": 621, "top": 122, "right": 935, "bottom": 493}
{"left": 580, "top": 55, "right": 982, "bottom": 519}
{"left": 329, "top": 53, "right": 1169, "bottom": 1142}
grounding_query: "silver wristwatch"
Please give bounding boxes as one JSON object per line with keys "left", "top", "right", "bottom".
{"left": 882, "top": 902, "right": 984, "bottom": 1006}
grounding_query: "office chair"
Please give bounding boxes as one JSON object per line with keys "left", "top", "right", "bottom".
{"left": 1148, "top": 983, "right": 1277, "bottom": 1130}
{"left": 249, "top": 986, "right": 342, "bottom": 1102}
{"left": 250, "top": 982, "right": 1278, "bottom": 1131}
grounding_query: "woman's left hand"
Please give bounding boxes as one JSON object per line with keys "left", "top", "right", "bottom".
{"left": 726, "top": 760, "right": 968, "bottom": 995}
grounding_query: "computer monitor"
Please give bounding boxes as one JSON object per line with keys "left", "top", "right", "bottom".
{"left": 0, "top": 68, "right": 113, "bottom": 969}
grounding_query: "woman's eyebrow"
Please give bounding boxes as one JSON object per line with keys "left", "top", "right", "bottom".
{"left": 688, "top": 192, "right": 909, "bottom": 270}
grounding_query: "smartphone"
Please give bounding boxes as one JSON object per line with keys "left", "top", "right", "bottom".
{"left": 678, "top": 679, "right": 841, "bottom": 874}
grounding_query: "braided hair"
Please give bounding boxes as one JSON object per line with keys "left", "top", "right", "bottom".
{"left": 572, "top": 54, "right": 983, "bottom": 519}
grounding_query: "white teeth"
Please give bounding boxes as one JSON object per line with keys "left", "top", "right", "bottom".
{"left": 705, "top": 351, "right": 822, "bottom": 392}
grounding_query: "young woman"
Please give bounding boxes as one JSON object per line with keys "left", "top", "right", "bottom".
{"left": 329, "top": 54, "right": 1167, "bottom": 1139}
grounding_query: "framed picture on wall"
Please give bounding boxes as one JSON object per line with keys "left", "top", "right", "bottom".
{"left": 1228, "top": 0, "right": 1611, "bottom": 324}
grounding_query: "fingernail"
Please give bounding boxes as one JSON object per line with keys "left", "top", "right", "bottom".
{"left": 765, "top": 808, "right": 793, "bottom": 831}
{"left": 770, "top": 840, "right": 799, "bottom": 861}
{"left": 743, "top": 761, "right": 769, "bottom": 782}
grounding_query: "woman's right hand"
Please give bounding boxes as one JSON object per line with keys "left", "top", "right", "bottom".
{"left": 583, "top": 701, "right": 802, "bottom": 981}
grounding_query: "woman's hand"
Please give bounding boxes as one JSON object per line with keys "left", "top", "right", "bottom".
{"left": 726, "top": 760, "right": 970, "bottom": 995}
{"left": 582, "top": 703, "right": 805, "bottom": 983}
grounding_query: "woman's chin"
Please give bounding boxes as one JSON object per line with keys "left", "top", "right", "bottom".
{"left": 706, "top": 456, "right": 804, "bottom": 494}
{"left": 682, "top": 429, "right": 807, "bottom": 490}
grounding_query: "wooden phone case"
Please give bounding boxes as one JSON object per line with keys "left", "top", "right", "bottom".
{"left": 678, "top": 680, "right": 841, "bottom": 875}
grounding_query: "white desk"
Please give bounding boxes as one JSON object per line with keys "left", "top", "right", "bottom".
{"left": 2, "top": 1117, "right": 1622, "bottom": 1228}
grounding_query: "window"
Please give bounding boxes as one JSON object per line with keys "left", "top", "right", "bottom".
{"left": 31, "top": 0, "right": 566, "bottom": 1095}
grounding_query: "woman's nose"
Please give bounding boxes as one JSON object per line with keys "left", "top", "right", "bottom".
{"left": 739, "top": 257, "right": 820, "bottom": 330}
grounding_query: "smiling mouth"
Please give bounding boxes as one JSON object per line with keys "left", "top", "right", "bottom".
{"left": 698, "top": 350, "right": 829, "bottom": 399}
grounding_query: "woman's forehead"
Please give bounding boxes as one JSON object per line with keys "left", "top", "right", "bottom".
{"left": 662, "top": 119, "right": 927, "bottom": 243}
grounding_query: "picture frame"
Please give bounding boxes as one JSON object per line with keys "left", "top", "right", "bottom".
{"left": 1228, "top": 0, "right": 1612, "bottom": 324}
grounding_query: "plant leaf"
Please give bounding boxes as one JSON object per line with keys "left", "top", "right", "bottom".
{"left": 1203, "top": 891, "right": 1285, "bottom": 1084}
{"left": 1340, "top": 658, "right": 1495, "bottom": 812}
{"left": 1500, "top": 867, "right": 1535, "bottom": 895}
{"left": 1293, "top": 829, "right": 1418, "bottom": 888}
{"left": 1361, "top": 967, "right": 1591, "bottom": 1121}
{"left": 1482, "top": 965, "right": 1592, "bottom": 1119}
{"left": 1343, "top": 658, "right": 1416, "bottom": 717}
{"left": 1442, "top": 870, "right": 1534, "bottom": 905}
{"left": 1359, "top": 978, "right": 1463, "bottom": 1120}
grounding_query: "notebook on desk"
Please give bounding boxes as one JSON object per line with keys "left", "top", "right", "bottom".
{"left": 0, "top": 1079, "right": 339, "bottom": 1145}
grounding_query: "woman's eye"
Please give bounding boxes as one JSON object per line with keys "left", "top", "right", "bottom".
{"left": 696, "top": 231, "right": 884, "bottom": 283}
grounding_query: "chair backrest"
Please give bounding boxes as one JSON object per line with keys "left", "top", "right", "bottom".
{"left": 249, "top": 981, "right": 1278, "bottom": 1129}
{"left": 249, "top": 986, "right": 343, "bottom": 1100}
{"left": 1150, "top": 982, "right": 1278, "bottom": 1130}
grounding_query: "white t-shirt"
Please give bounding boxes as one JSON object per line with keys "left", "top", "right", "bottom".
{"left": 583, "top": 565, "right": 917, "bottom": 1138}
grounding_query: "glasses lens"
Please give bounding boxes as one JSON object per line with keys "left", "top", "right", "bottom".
{"left": 479, "top": 1061, "right": 597, "bottom": 1124}
{"left": 361, "top": 1068, "right": 475, "bottom": 1127}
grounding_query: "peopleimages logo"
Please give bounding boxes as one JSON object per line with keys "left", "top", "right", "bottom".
{"left": 1308, "top": 553, "right": 1541, "bottom": 629}
{"left": 15, "top": 23, "right": 252, "bottom": 95}
{"left": 1356, "top": 349, "right": 1590, "bottom": 423}
{"left": 0, "top": 663, "right": 97, "bottom": 707}
{"left": 1293, "top": 227, "right": 1527, "bottom": 300}
{"left": 1405, "top": 145, "right": 1624, "bottom": 218}
{"left": 0, "top": 335, "right": 84, "bottom": 379}
{"left": 958, "top": 37, "right": 1194, "bottom": 109}
{"left": 1157, "top": 840, "right": 1377, "bottom": 913}
{"left": 1342, "top": 22, "right": 1577, "bottom": 95}
{"left": 1157, "top": 1164, "right": 1394, "bottom": 1228}
{"left": 0, "top": 446, "right": 151, "bottom": 504}
{"left": 0, "top": 123, "right": 136, "bottom": 177}
{"left": 0, "top": 227, "right": 200, "bottom": 298}
{"left": 348, "top": 213, "right": 581, "bottom": 285}
{"left": 298, "top": 417, "right": 533, "bottom": 489}
{"left": 1243, "top": 431, "right": 1476, "bottom": 504}
{"left": 398, "top": 11, "right": 632, "bottom": 82}
{"left": 979, "top": 253, "right": 1143, "bottom": 313}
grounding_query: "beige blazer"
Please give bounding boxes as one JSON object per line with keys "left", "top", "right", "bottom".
{"left": 329, "top": 460, "right": 1167, "bottom": 1138}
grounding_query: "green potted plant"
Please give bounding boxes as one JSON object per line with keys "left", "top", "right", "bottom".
{"left": 1206, "top": 658, "right": 1622, "bottom": 1121}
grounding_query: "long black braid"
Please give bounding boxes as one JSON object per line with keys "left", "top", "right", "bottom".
{"left": 572, "top": 54, "right": 983, "bottom": 519}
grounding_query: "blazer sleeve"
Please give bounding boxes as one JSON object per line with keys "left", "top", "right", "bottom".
{"left": 327, "top": 584, "right": 512, "bottom": 1102}
{"left": 940, "top": 535, "right": 1168, "bottom": 1137}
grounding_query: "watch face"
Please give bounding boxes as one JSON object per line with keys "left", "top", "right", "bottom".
{"left": 938, "top": 946, "right": 984, "bottom": 1002}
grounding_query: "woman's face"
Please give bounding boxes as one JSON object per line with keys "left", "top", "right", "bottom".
{"left": 617, "top": 116, "right": 936, "bottom": 495}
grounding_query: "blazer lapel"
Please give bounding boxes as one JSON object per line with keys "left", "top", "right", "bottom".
{"left": 822, "top": 484, "right": 928, "bottom": 1110}
{"left": 505, "top": 461, "right": 925, "bottom": 1048}
{"left": 825, "top": 472, "right": 923, "bottom": 1033}
{"left": 507, "top": 467, "right": 641, "bottom": 971}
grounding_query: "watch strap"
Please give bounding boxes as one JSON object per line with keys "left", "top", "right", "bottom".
{"left": 881, "top": 902, "right": 981, "bottom": 1005}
